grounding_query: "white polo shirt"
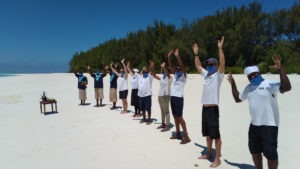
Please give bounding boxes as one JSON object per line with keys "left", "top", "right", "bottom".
{"left": 137, "top": 74, "right": 153, "bottom": 97}
{"left": 158, "top": 75, "right": 172, "bottom": 96}
{"left": 201, "top": 68, "right": 224, "bottom": 105}
{"left": 118, "top": 76, "right": 128, "bottom": 91}
{"left": 171, "top": 74, "right": 187, "bottom": 97}
{"left": 239, "top": 79, "right": 281, "bottom": 126}
{"left": 131, "top": 74, "right": 139, "bottom": 90}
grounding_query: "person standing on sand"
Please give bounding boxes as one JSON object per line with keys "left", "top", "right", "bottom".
{"left": 152, "top": 61, "right": 172, "bottom": 132}
{"left": 109, "top": 62, "right": 119, "bottom": 110}
{"left": 137, "top": 61, "right": 154, "bottom": 125}
{"left": 74, "top": 71, "right": 88, "bottom": 105}
{"left": 110, "top": 58, "right": 129, "bottom": 114}
{"left": 127, "top": 61, "right": 141, "bottom": 117}
{"left": 87, "top": 65, "right": 109, "bottom": 107}
{"left": 168, "top": 48, "right": 191, "bottom": 144}
{"left": 193, "top": 36, "right": 225, "bottom": 168}
{"left": 227, "top": 55, "right": 291, "bottom": 169}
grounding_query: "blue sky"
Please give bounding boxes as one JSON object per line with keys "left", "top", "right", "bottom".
{"left": 0, "top": 0, "right": 296, "bottom": 73}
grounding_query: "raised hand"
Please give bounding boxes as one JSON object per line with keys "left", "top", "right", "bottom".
{"left": 269, "top": 54, "right": 282, "bottom": 70}
{"left": 161, "top": 62, "right": 166, "bottom": 68}
{"left": 174, "top": 48, "right": 179, "bottom": 57}
{"left": 110, "top": 63, "right": 113, "bottom": 67}
{"left": 218, "top": 36, "right": 225, "bottom": 49}
{"left": 87, "top": 65, "right": 90, "bottom": 70}
{"left": 149, "top": 60, "right": 155, "bottom": 67}
{"left": 193, "top": 43, "right": 199, "bottom": 55}
{"left": 168, "top": 49, "right": 174, "bottom": 58}
{"left": 121, "top": 58, "right": 125, "bottom": 64}
{"left": 226, "top": 73, "right": 235, "bottom": 85}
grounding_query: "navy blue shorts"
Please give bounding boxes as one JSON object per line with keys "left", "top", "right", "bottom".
{"left": 119, "top": 90, "right": 128, "bottom": 99}
{"left": 170, "top": 96, "right": 184, "bottom": 117}
{"left": 248, "top": 124, "right": 278, "bottom": 160}
{"left": 202, "top": 106, "right": 220, "bottom": 139}
{"left": 139, "top": 95, "right": 151, "bottom": 112}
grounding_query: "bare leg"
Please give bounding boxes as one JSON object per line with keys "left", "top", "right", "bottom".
{"left": 199, "top": 137, "right": 213, "bottom": 159}
{"left": 100, "top": 99, "right": 102, "bottom": 106}
{"left": 96, "top": 99, "right": 99, "bottom": 106}
{"left": 179, "top": 117, "right": 191, "bottom": 144}
{"left": 268, "top": 160, "right": 278, "bottom": 169}
{"left": 124, "top": 99, "right": 128, "bottom": 112}
{"left": 210, "top": 138, "right": 222, "bottom": 167}
{"left": 170, "top": 117, "right": 181, "bottom": 139}
{"left": 252, "top": 154, "right": 263, "bottom": 169}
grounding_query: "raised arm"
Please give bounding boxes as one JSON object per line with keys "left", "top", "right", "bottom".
{"left": 161, "top": 62, "right": 170, "bottom": 79}
{"left": 167, "top": 49, "right": 175, "bottom": 74}
{"left": 110, "top": 63, "right": 120, "bottom": 77}
{"left": 193, "top": 43, "right": 203, "bottom": 74}
{"left": 269, "top": 54, "right": 291, "bottom": 93}
{"left": 87, "top": 65, "right": 93, "bottom": 76}
{"left": 121, "top": 58, "right": 128, "bottom": 78}
{"left": 103, "top": 65, "right": 109, "bottom": 75}
{"left": 227, "top": 73, "right": 242, "bottom": 103}
{"left": 218, "top": 36, "right": 225, "bottom": 73}
{"left": 174, "top": 48, "right": 186, "bottom": 77}
{"left": 126, "top": 61, "right": 134, "bottom": 76}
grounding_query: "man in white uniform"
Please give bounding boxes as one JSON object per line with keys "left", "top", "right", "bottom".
{"left": 227, "top": 55, "right": 291, "bottom": 169}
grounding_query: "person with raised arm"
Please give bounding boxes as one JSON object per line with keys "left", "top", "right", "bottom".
{"left": 74, "top": 70, "right": 88, "bottom": 105}
{"left": 227, "top": 55, "right": 291, "bottom": 169}
{"left": 110, "top": 58, "right": 129, "bottom": 114}
{"left": 87, "top": 65, "right": 109, "bottom": 107}
{"left": 126, "top": 61, "right": 140, "bottom": 117}
{"left": 152, "top": 60, "right": 172, "bottom": 132}
{"left": 193, "top": 36, "right": 225, "bottom": 167}
{"left": 168, "top": 48, "right": 191, "bottom": 144}
{"left": 109, "top": 62, "right": 119, "bottom": 110}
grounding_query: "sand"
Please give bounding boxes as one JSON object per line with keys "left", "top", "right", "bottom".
{"left": 0, "top": 73, "right": 299, "bottom": 169}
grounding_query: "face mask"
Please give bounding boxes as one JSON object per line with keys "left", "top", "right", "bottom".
{"left": 120, "top": 71, "right": 125, "bottom": 77}
{"left": 143, "top": 72, "right": 149, "bottom": 78}
{"left": 163, "top": 72, "right": 167, "bottom": 79}
{"left": 79, "top": 73, "right": 83, "bottom": 77}
{"left": 96, "top": 70, "right": 100, "bottom": 75}
{"left": 250, "top": 75, "right": 263, "bottom": 86}
{"left": 207, "top": 65, "right": 217, "bottom": 74}
{"left": 175, "top": 71, "right": 182, "bottom": 81}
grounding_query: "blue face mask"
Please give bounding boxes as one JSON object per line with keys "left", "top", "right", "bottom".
{"left": 96, "top": 70, "right": 100, "bottom": 75}
{"left": 207, "top": 65, "right": 217, "bottom": 74}
{"left": 120, "top": 71, "right": 125, "bottom": 77}
{"left": 250, "top": 75, "right": 263, "bottom": 86}
{"left": 162, "top": 72, "right": 167, "bottom": 79}
{"left": 175, "top": 71, "right": 182, "bottom": 81}
{"left": 143, "top": 72, "right": 149, "bottom": 78}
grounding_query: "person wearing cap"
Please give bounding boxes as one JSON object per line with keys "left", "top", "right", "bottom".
{"left": 127, "top": 62, "right": 141, "bottom": 117}
{"left": 168, "top": 48, "right": 191, "bottom": 144}
{"left": 110, "top": 58, "right": 129, "bottom": 114}
{"left": 87, "top": 65, "right": 109, "bottom": 107}
{"left": 74, "top": 71, "right": 88, "bottom": 105}
{"left": 137, "top": 61, "right": 155, "bottom": 125}
{"left": 227, "top": 55, "right": 291, "bottom": 169}
{"left": 193, "top": 36, "right": 225, "bottom": 167}
{"left": 152, "top": 61, "right": 172, "bottom": 132}
{"left": 109, "top": 62, "right": 119, "bottom": 110}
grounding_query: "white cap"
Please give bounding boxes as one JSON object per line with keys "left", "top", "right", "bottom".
{"left": 244, "top": 66, "right": 260, "bottom": 75}
{"left": 133, "top": 68, "right": 139, "bottom": 73}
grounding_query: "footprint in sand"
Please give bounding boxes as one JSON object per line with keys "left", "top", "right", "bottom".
{"left": 0, "top": 95, "right": 22, "bottom": 104}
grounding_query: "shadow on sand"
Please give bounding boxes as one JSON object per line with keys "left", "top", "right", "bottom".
{"left": 194, "top": 143, "right": 216, "bottom": 162}
{"left": 224, "top": 159, "right": 255, "bottom": 169}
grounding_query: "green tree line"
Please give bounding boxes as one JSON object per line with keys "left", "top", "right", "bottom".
{"left": 69, "top": 1, "right": 300, "bottom": 74}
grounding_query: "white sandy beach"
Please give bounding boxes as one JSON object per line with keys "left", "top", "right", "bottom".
{"left": 0, "top": 73, "right": 299, "bottom": 169}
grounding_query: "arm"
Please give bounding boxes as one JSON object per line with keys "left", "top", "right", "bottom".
{"left": 193, "top": 43, "right": 203, "bottom": 74}
{"left": 218, "top": 36, "right": 225, "bottom": 73}
{"left": 161, "top": 62, "right": 170, "bottom": 79}
{"left": 174, "top": 48, "right": 186, "bottom": 77}
{"left": 74, "top": 72, "right": 79, "bottom": 77}
{"left": 121, "top": 58, "right": 128, "bottom": 78}
{"left": 126, "top": 61, "right": 134, "bottom": 76}
{"left": 110, "top": 63, "right": 120, "bottom": 77}
{"left": 103, "top": 66, "right": 109, "bottom": 75}
{"left": 149, "top": 60, "right": 160, "bottom": 80}
{"left": 227, "top": 73, "right": 242, "bottom": 103}
{"left": 269, "top": 55, "right": 291, "bottom": 93}
{"left": 167, "top": 49, "right": 175, "bottom": 74}
{"left": 87, "top": 65, "right": 93, "bottom": 76}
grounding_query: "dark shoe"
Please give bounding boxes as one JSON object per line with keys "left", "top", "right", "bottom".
{"left": 170, "top": 133, "right": 182, "bottom": 140}
{"left": 140, "top": 119, "right": 146, "bottom": 123}
{"left": 157, "top": 124, "right": 165, "bottom": 129}
{"left": 161, "top": 125, "right": 170, "bottom": 132}
{"left": 180, "top": 138, "right": 191, "bottom": 144}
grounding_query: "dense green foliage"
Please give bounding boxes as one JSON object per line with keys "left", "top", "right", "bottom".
{"left": 69, "top": 2, "right": 300, "bottom": 74}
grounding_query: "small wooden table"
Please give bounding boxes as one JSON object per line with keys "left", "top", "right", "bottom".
{"left": 40, "top": 99, "right": 57, "bottom": 113}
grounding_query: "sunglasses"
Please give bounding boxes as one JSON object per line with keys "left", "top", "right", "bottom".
{"left": 247, "top": 72, "right": 260, "bottom": 80}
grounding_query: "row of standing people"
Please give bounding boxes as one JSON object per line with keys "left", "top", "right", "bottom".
{"left": 75, "top": 36, "right": 291, "bottom": 169}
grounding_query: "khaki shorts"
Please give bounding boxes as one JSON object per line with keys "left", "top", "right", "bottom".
{"left": 95, "top": 88, "right": 104, "bottom": 99}
{"left": 109, "top": 88, "right": 117, "bottom": 102}
{"left": 79, "top": 89, "right": 87, "bottom": 100}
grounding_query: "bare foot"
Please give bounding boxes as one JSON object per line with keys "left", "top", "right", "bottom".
{"left": 198, "top": 154, "right": 211, "bottom": 160}
{"left": 209, "top": 160, "right": 221, "bottom": 168}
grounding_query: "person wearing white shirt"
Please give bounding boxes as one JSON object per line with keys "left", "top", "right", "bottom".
{"left": 110, "top": 58, "right": 129, "bottom": 114}
{"left": 153, "top": 61, "right": 172, "bottom": 132}
{"left": 168, "top": 48, "right": 191, "bottom": 144}
{"left": 227, "top": 55, "right": 291, "bottom": 169}
{"left": 127, "top": 62, "right": 140, "bottom": 117}
{"left": 193, "top": 36, "right": 225, "bottom": 168}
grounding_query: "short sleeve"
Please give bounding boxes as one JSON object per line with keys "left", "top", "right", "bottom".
{"left": 201, "top": 68, "right": 208, "bottom": 77}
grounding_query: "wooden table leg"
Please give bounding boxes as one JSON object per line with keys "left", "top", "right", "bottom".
{"left": 40, "top": 103, "right": 42, "bottom": 113}
{"left": 51, "top": 103, "right": 53, "bottom": 112}
{"left": 55, "top": 103, "right": 57, "bottom": 112}
{"left": 43, "top": 104, "right": 46, "bottom": 113}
